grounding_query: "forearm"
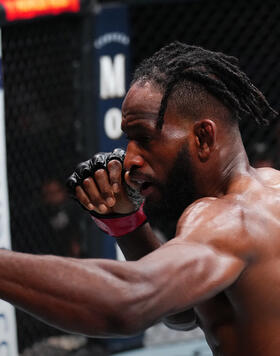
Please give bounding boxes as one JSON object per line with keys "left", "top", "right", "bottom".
{"left": 0, "top": 250, "right": 142, "bottom": 337}
{"left": 116, "top": 222, "right": 163, "bottom": 261}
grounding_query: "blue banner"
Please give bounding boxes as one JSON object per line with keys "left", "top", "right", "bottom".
{"left": 94, "top": 5, "right": 130, "bottom": 154}
{"left": 93, "top": 7, "right": 144, "bottom": 352}
{"left": 94, "top": 5, "right": 131, "bottom": 259}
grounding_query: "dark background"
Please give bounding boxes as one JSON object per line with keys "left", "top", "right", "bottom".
{"left": 1, "top": 0, "right": 279, "bottom": 352}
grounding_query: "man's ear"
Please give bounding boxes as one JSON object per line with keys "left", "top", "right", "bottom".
{"left": 193, "top": 120, "right": 216, "bottom": 162}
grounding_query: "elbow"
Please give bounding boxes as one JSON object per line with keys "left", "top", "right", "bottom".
{"left": 162, "top": 308, "right": 198, "bottom": 332}
{"left": 163, "top": 318, "right": 197, "bottom": 331}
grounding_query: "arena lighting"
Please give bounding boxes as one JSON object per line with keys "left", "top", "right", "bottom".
{"left": 0, "top": 0, "right": 80, "bottom": 21}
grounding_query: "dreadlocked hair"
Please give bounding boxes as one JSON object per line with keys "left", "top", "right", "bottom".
{"left": 132, "top": 41, "right": 278, "bottom": 129}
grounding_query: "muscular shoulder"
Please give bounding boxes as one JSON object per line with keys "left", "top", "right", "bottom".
{"left": 175, "top": 197, "right": 251, "bottom": 261}
{"left": 256, "top": 167, "right": 280, "bottom": 188}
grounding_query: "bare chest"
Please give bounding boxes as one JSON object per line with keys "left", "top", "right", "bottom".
{"left": 194, "top": 292, "right": 239, "bottom": 354}
{"left": 195, "top": 292, "right": 234, "bottom": 330}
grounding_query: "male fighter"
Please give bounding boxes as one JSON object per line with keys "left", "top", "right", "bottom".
{"left": 0, "top": 42, "right": 279, "bottom": 356}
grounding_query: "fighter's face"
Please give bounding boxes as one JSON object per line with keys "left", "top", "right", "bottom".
{"left": 122, "top": 81, "right": 198, "bottom": 235}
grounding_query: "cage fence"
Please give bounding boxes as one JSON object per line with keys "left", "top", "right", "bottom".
{"left": 128, "top": 0, "right": 280, "bottom": 168}
{"left": 2, "top": 14, "right": 87, "bottom": 353}
{"left": 0, "top": 0, "right": 279, "bottom": 354}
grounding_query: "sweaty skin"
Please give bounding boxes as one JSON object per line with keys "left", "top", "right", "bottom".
{"left": 0, "top": 81, "right": 279, "bottom": 356}
{"left": 76, "top": 81, "right": 280, "bottom": 355}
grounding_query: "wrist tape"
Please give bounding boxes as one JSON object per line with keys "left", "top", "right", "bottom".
{"left": 91, "top": 203, "right": 147, "bottom": 237}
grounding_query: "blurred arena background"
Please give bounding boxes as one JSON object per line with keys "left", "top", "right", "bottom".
{"left": 0, "top": 0, "right": 278, "bottom": 355}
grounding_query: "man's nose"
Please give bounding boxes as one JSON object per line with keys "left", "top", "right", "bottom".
{"left": 124, "top": 141, "right": 145, "bottom": 171}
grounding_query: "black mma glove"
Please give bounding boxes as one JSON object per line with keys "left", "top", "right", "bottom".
{"left": 66, "top": 148, "right": 143, "bottom": 215}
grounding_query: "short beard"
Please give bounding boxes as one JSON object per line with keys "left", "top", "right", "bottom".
{"left": 143, "top": 144, "right": 197, "bottom": 239}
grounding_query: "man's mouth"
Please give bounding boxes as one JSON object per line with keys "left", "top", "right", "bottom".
{"left": 128, "top": 173, "right": 158, "bottom": 197}
{"left": 140, "top": 181, "right": 154, "bottom": 196}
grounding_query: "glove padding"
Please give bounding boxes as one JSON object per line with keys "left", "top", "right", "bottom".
{"left": 66, "top": 148, "right": 143, "bottom": 213}
{"left": 67, "top": 148, "right": 125, "bottom": 193}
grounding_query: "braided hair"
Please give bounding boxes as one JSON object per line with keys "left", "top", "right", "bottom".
{"left": 132, "top": 41, "right": 278, "bottom": 129}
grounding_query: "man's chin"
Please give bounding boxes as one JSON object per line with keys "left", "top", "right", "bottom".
{"left": 141, "top": 143, "right": 197, "bottom": 239}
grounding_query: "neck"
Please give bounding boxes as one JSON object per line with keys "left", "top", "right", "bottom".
{"left": 195, "top": 136, "right": 252, "bottom": 198}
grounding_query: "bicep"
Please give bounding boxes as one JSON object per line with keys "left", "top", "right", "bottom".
{"left": 135, "top": 240, "right": 245, "bottom": 320}
{"left": 68, "top": 238, "right": 245, "bottom": 333}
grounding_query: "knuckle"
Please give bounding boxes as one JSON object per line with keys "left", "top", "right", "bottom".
{"left": 99, "top": 183, "right": 112, "bottom": 198}
{"left": 91, "top": 195, "right": 103, "bottom": 206}
{"left": 111, "top": 148, "right": 126, "bottom": 160}
{"left": 83, "top": 177, "right": 93, "bottom": 187}
{"left": 107, "top": 149, "right": 126, "bottom": 165}
{"left": 94, "top": 169, "right": 106, "bottom": 180}
{"left": 66, "top": 173, "right": 79, "bottom": 195}
{"left": 90, "top": 197, "right": 101, "bottom": 206}
{"left": 75, "top": 159, "right": 92, "bottom": 179}
{"left": 92, "top": 152, "right": 109, "bottom": 170}
{"left": 107, "top": 159, "right": 122, "bottom": 172}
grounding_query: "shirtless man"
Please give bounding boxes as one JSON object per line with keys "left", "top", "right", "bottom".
{"left": 0, "top": 42, "right": 279, "bottom": 355}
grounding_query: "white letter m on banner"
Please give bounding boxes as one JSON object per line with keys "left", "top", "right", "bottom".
{"left": 100, "top": 54, "right": 125, "bottom": 99}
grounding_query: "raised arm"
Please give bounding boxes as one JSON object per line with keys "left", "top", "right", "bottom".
{"left": 67, "top": 150, "right": 199, "bottom": 330}
{"left": 67, "top": 149, "right": 163, "bottom": 260}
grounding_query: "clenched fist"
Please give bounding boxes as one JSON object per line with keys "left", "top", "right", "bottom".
{"left": 67, "top": 148, "right": 143, "bottom": 216}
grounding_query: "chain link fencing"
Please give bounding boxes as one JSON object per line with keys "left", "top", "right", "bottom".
{"left": 1, "top": 0, "right": 279, "bottom": 354}
{"left": 2, "top": 14, "right": 87, "bottom": 353}
{"left": 128, "top": 0, "right": 280, "bottom": 168}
